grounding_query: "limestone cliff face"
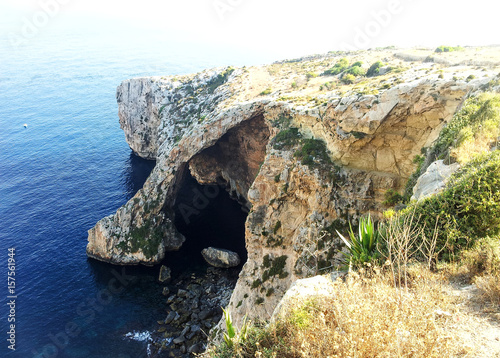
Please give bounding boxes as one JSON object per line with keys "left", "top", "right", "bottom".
{"left": 87, "top": 47, "right": 500, "bottom": 322}
{"left": 117, "top": 78, "right": 164, "bottom": 159}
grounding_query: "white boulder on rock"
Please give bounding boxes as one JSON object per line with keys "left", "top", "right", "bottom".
{"left": 411, "top": 160, "right": 460, "bottom": 202}
{"left": 201, "top": 247, "right": 241, "bottom": 268}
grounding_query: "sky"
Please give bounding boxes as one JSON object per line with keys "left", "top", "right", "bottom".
{"left": 0, "top": 0, "right": 498, "bottom": 63}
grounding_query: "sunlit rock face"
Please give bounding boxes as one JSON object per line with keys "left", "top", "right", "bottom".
{"left": 188, "top": 114, "right": 270, "bottom": 208}
{"left": 88, "top": 47, "right": 498, "bottom": 324}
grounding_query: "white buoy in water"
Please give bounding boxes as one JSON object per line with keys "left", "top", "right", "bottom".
{"left": 23, "top": 124, "right": 28, "bottom": 128}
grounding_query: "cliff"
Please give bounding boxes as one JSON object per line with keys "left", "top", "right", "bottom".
{"left": 87, "top": 46, "right": 500, "bottom": 325}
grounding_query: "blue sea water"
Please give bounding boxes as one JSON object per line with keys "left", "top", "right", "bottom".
{"left": 0, "top": 28, "right": 271, "bottom": 358}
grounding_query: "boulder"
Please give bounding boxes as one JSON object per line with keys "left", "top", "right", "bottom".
{"left": 411, "top": 160, "right": 460, "bottom": 202}
{"left": 270, "top": 273, "right": 341, "bottom": 323}
{"left": 173, "top": 335, "right": 185, "bottom": 345}
{"left": 158, "top": 265, "right": 171, "bottom": 283}
{"left": 188, "top": 343, "right": 205, "bottom": 354}
{"left": 165, "top": 310, "right": 179, "bottom": 324}
{"left": 201, "top": 247, "right": 241, "bottom": 268}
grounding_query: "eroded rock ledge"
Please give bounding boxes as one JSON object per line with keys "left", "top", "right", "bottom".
{"left": 87, "top": 47, "right": 500, "bottom": 325}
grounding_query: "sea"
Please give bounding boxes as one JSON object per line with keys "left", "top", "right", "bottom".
{"left": 0, "top": 23, "right": 273, "bottom": 358}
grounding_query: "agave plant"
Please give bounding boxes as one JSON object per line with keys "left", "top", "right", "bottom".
{"left": 222, "top": 307, "right": 236, "bottom": 348}
{"left": 337, "top": 214, "right": 379, "bottom": 267}
{"left": 222, "top": 308, "right": 249, "bottom": 349}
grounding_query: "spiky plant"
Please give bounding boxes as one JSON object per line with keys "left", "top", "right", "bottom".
{"left": 337, "top": 214, "right": 379, "bottom": 268}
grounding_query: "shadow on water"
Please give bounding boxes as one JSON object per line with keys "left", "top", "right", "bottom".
{"left": 121, "top": 152, "right": 156, "bottom": 200}
{"left": 168, "top": 171, "right": 248, "bottom": 275}
{"left": 87, "top": 149, "right": 160, "bottom": 307}
{"left": 75, "top": 153, "right": 161, "bottom": 357}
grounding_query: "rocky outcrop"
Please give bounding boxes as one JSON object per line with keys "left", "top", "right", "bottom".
{"left": 117, "top": 78, "right": 164, "bottom": 159}
{"left": 201, "top": 247, "right": 241, "bottom": 268}
{"left": 88, "top": 47, "right": 500, "bottom": 327}
{"left": 411, "top": 160, "right": 460, "bottom": 201}
{"left": 159, "top": 265, "right": 172, "bottom": 283}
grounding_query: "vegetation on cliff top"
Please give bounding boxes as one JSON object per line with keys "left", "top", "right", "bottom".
{"left": 398, "top": 150, "right": 500, "bottom": 259}
{"left": 403, "top": 92, "right": 500, "bottom": 201}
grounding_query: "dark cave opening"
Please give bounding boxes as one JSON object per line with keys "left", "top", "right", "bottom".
{"left": 164, "top": 115, "right": 270, "bottom": 274}
{"left": 167, "top": 169, "right": 248, "bottom": 273}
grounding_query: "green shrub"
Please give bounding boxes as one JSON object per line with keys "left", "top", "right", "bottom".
{"left": 435, "top": 45, "right": 463, "bottom": 53}
{"left": 273, "top": 128, "right": 301, "bottom": 150}
{"left": 401, "top": 150, "right": 500, "bottom": 258}
{"left": 206, "top": 67, "right": 235, "bottom": 94}
{"left": 367, "top": 61, "right": 383, "bottom": 77}
{"left": 271, "top": 113, "right": 293, "bottom": 128}
{"left": 341, "top": 73, "right": 356, "bottom": 84}
{"left": 116, "top": 217, "right": 164, "bottom": 259}
{"left": 461, "top": 236, "right": 500, "bottom": 276}
{"left": 273, "top": 220, "right": 282, "bottom": 234}
{"left": 428, "top": 93, "right": 500, "bottom": 162}
{"left": 466, "top": 74, "right": 475, "bottom": 82}
{"left": 322, "top": 58, "right": 349, "bottom": 76}
{"left": 294, "top": 138, "right": 332, "bottom": 169}
{"left": 260, "top": 87, "right": 272, "bottom": 96}
{"left": 305, "top": 72, "right": 317, "bottom": 80}
{"left": 345, "top": 65, "right": 365, "bottom": 77}
{"left": 252, "top": 279, "right": 262, "bottom": 288}
{"left": 403, "top": 155, "right": 425, "bottom": 202}
{"left": 383, "top": 189, "right": 403, "bottom": 206}
{"left": 262, "top": 255, "right": 288, "bottom": 282}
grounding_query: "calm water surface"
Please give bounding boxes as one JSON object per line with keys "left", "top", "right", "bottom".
{"left": 0, "top": 30, "right": 270, "bottom": 357}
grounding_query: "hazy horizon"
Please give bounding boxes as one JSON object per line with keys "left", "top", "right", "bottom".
{"left": 1, "top": 0, "right": 498, "bottom": 65}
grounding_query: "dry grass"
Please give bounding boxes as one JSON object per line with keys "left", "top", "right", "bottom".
{"left": 212, "top": 267, "right": 477, "bottom": 358}
{"left": 282, "top": 271, "right": 466, "bottom": 358}
{"left": 451, "top": 121, "right": 500, "bottom": 164}
{"left": 475, "top": 275, "right": 500, "bottom": 305}
{"left": 209, "top": 223, "right": 500, "bottom": 358}
{"left": 461, "top": 237, "right": 500, "bottom": 305}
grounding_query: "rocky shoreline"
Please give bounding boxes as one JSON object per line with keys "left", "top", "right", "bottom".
{"left": 149, "top": 266, "right": 239, "bottom": 357}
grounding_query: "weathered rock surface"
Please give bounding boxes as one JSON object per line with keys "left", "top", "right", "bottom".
{"left": 87, "top": 47, "right": 500, "bottom": 329}
{"left": 117, "top": 78, "right": 164, "bottom": 159}
{"left": 270, "top": 273, "right": 342, "bottom": 322}
{"left": 411, "top": 160, "right": 460, "bottom": 201}
{"left": 159, "top": 265, "right": 171, "bottom": 283}
{"left": 201, "top": 247, "right": 241, "bottom": 268}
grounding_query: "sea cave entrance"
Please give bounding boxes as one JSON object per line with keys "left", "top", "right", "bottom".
{"left": 171, "top": 170, "right": 248, "bottom": 270}
{"left": 166, "top": 114, "right": 270, "bottom": 273}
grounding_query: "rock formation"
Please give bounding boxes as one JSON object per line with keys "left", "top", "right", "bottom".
{"left": 201, "top": 247, "right": 241, "bottom": 268}
{"left": 411, "top": 160, "right": 460, "bottom": 201}
{"left": 159, "top": 265, "right": 172, "bottom": 283}
{"left": 87, "top": 47, "right": 500, "bottom": 326}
